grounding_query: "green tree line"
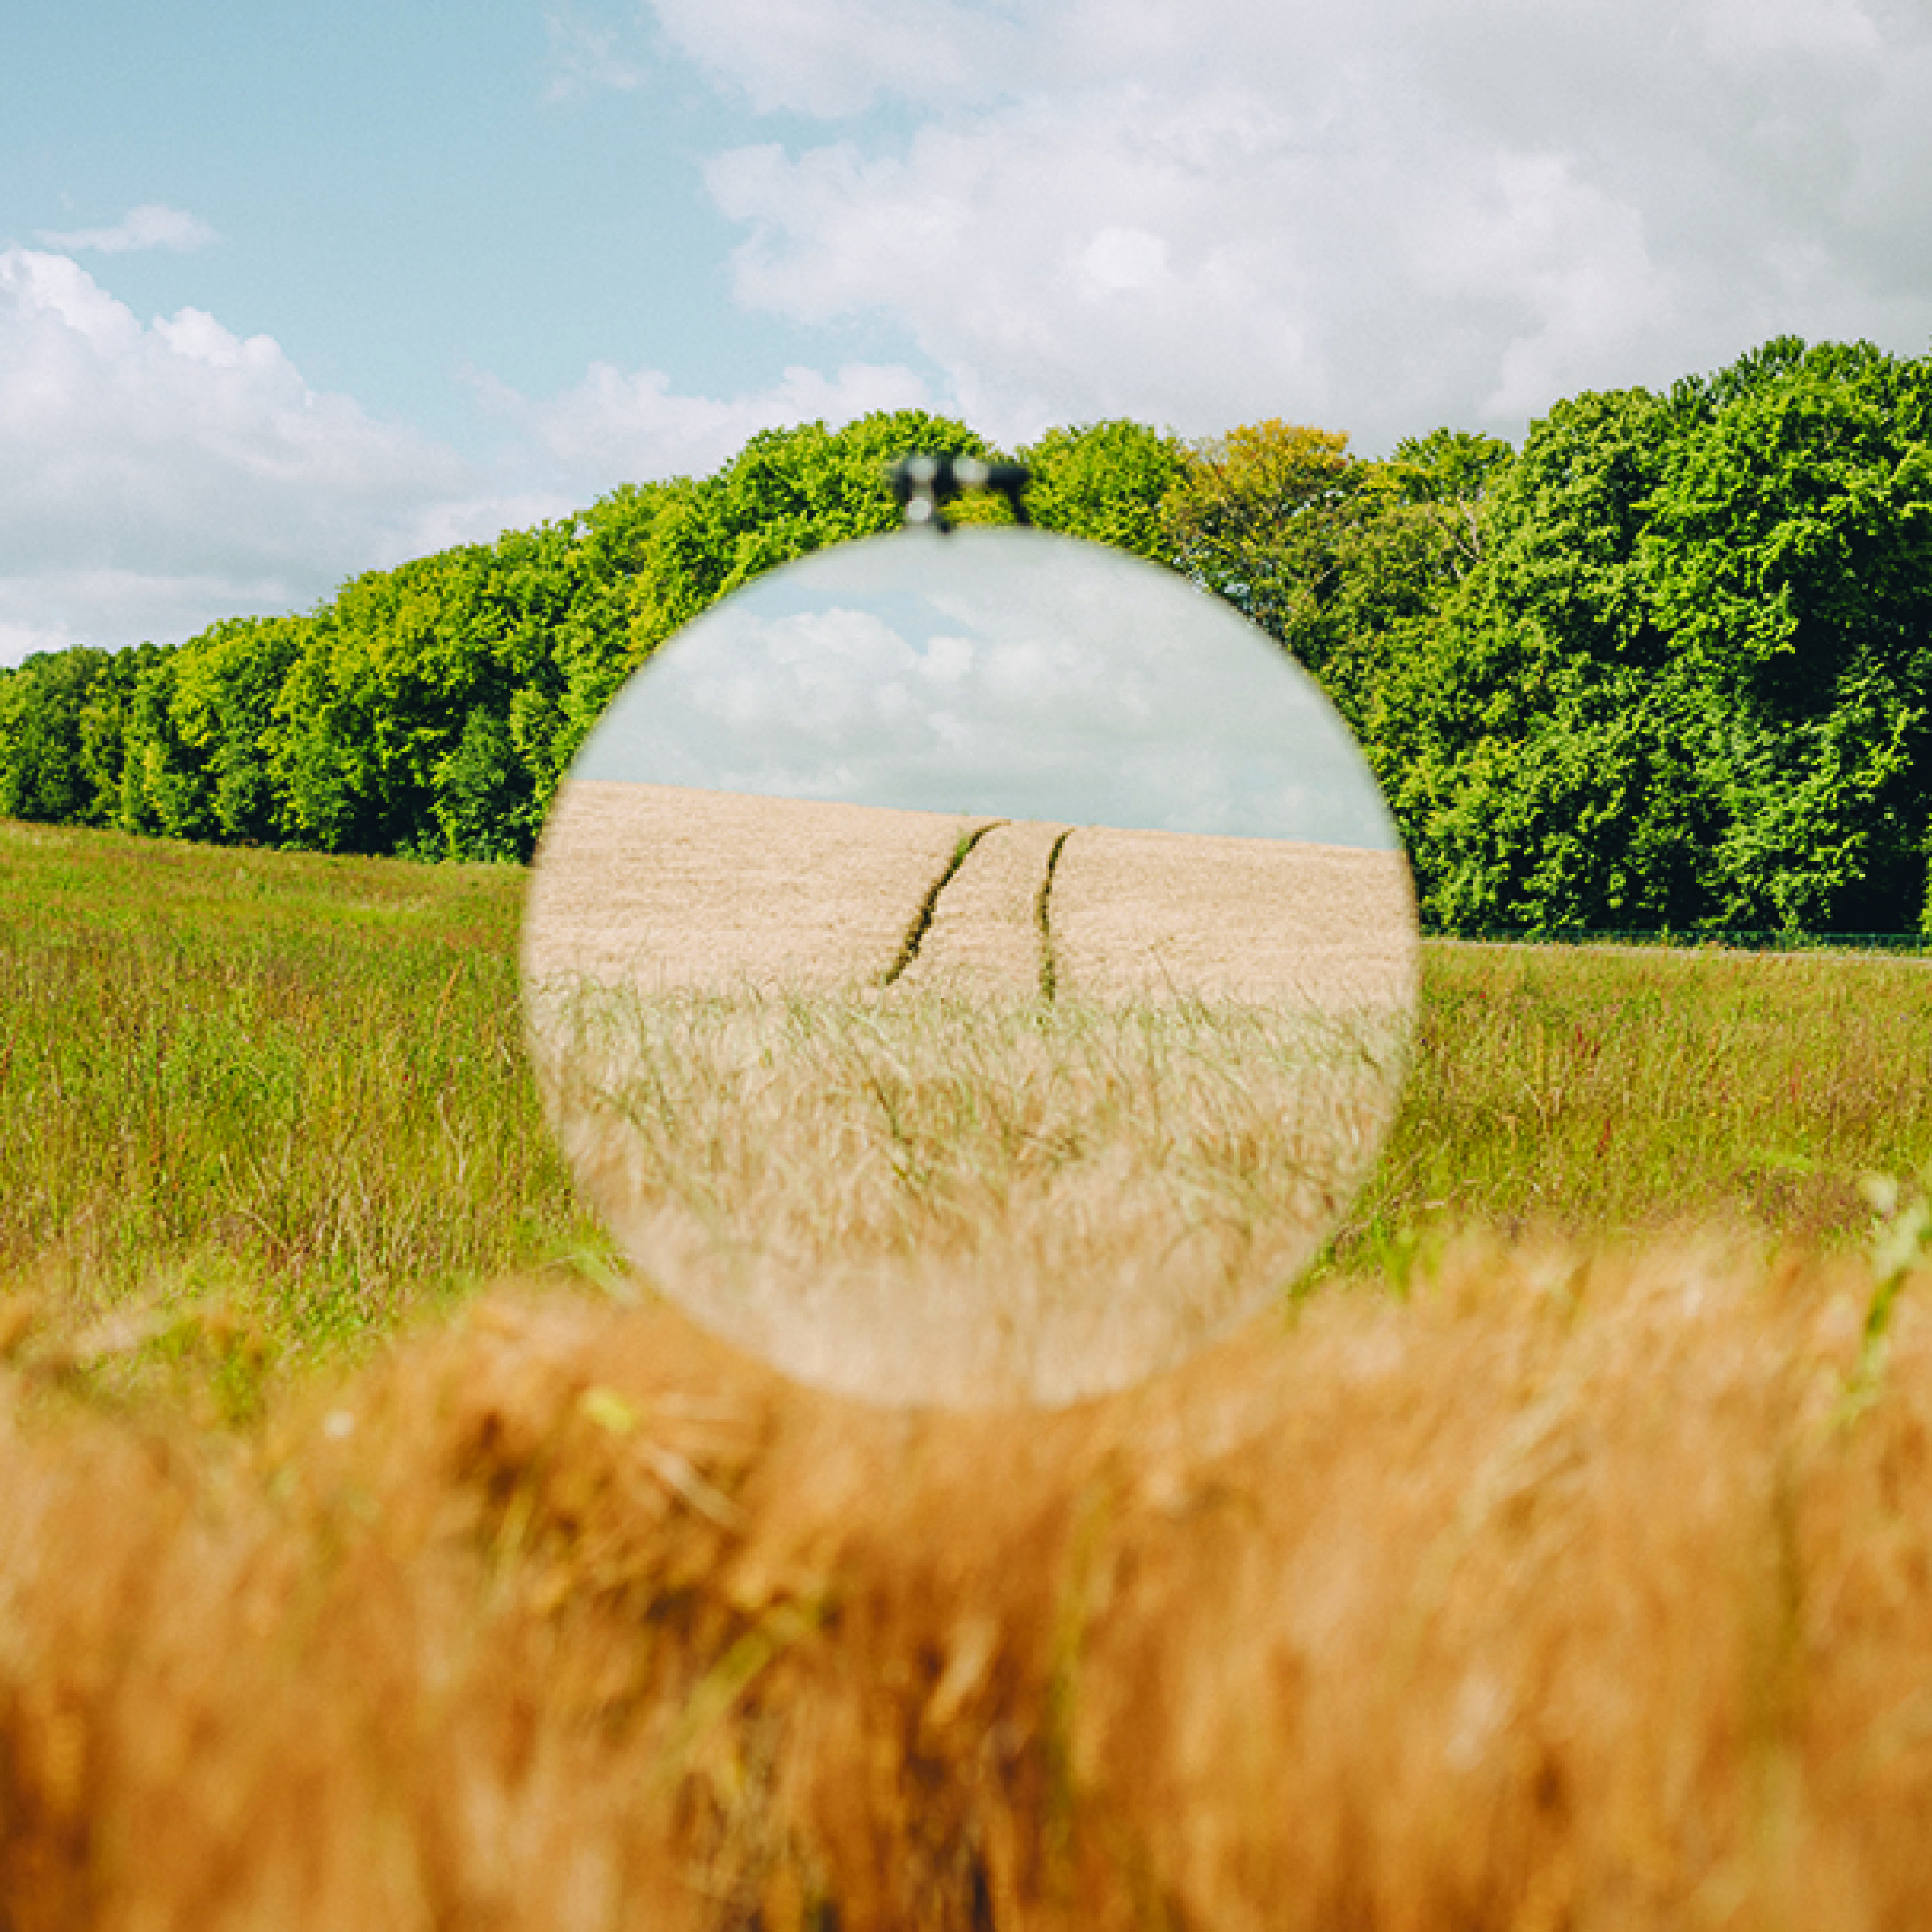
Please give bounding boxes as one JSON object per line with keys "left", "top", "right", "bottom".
{"left": 5, "top": 340, "right": 1931, "bottom": 935}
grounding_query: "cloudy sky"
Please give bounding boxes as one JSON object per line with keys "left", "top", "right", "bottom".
{"left": 575, "top": 527, "right": 1399, "bottom": 845}
{"left": 5, "top": 0, "right": 1930, "bottom": 665}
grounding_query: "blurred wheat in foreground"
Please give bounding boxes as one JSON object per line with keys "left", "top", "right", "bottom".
{"left": 9, "top": 819, "right": 1932, "bottom": 1929}
{"left": 7, "top": 1231, "right": 1932, "bottom": 1929}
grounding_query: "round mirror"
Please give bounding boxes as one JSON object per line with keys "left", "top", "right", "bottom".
{"left": 522, "top": 526, "right": 1417, "bottom": 1408}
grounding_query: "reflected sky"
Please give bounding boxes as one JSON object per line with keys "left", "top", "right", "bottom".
{"left": 572, "top": 528, "right": 1401, "bottom": 850}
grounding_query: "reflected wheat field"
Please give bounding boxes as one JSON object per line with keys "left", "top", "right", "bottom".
{"left": 537, "top": 985, "right": 1404, "bottom": 1403}
{"left": 522, "top": 780, "right": 1417, "bottom": 1403}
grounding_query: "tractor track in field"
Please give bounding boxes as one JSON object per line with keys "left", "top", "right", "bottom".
{"left": 525, "top": 779, "right": 1419, "bottom": 1014}
{"left": 886, "top": 818, "right": 1076, "bottom": 1000}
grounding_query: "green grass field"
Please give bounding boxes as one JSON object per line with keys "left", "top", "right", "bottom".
{"left": 1348, "top": 936, "right": 1932, "bottom": 1273}
{"left": 0, "top": 819, "right": 604, "bottom": 1417}
{"left": 4, "top": 815, "right": 1930, "bottom": 1420}
{"left": 8, "top": 818, "right": 1932, "bottom": 1930}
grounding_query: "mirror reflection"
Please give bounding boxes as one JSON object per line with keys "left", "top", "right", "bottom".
{"left": 523, "top": 528, "right": 1418, "bottom": 1408}
{"left": 569, "top": 528, "right": 1395, "bottom": 845}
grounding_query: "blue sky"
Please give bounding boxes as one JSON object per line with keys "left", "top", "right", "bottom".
{"left": 3, "top": 0, "right": 839, "bottom": 440}
{"left": 5, "top": 0, "right": 1931, "bottom": 664}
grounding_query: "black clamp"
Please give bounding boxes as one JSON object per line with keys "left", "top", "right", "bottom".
{"left": 890, "top": 455, "right": 1031, "bottom": 531}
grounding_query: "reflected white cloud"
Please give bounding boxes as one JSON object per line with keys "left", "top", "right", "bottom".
{"left": 573, "top": 528, "right": 1399, "bottom": 850}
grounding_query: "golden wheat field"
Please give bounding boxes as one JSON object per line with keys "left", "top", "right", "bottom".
{"left": 524, "top": 781, "right": 1417, "bottom": 1008}
{"left": 9, "top": 1238, "right": 1932, "bottom": 1930}
{"left": 7, "top": 810, "right": 1932, "bottom": 1931}
{"left": 522, "top": 781, "right": 1417, "bottom": 1404}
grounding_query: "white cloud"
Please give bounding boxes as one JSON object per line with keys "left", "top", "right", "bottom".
{"left": 653, "top": 0, "right": 1932, "bottom": 448}
{"left": 0, "top": 570, "right": 297, "bottom": 667}
{"left": 475, "top": 355, "right": 935, "bottom": 490}
{"left": 649, "top": 0, "right": 1024, "bottom": 116}
{"left": 0, "top": 248, "right": 486, "bottom": 662}
{"left": 35, "top": 203, "right": 217, "bottom": 255}
{"left": 543, "top": 1, "right": 649, "bottom": 101}
{"left": 1406, "top": 151, "right": 1674, "bottom": 423}
{"left": 0, "top": 244, "right": 952, "bottom": 664}
{"left": 1697, "top": 0, "right": 1879, "bottom": 58}
{"left": 575, "top": 527, "right": 1395, "bottom": 846}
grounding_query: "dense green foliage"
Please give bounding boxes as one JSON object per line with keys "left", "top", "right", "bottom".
{"left": 5, "top": 341, "right": 1931, "bottom": 933}
{"left": 1372, "top": 340, "right": 1932, "bottom": 935}
{"left": 0, "top": 409, "right": 991, "bottom": 867}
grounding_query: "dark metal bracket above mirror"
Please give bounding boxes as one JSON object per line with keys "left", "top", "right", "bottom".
{"left": 889, "top": 454, "right": 1033, "bottom": 530}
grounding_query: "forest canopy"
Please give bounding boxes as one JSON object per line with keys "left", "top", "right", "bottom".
{"left": 5, "top": 342, "right": 1931, "bottom": 937}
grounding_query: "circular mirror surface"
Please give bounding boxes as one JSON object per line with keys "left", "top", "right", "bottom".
{"left": 523, "top": 527, "right": 1417, "bottom": 1407}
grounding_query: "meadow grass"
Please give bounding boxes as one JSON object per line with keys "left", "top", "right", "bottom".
{"left": 1336, "top": 937, "right": 1932, "bottom": 1276}
{"left": 8, "top": 820, "right": 1932, "bottom": 1927}
{"left": 0, "top": 819, "right": 601, "bottom": 1416}
{"left": 5, "top": 817, "right": 1931, "bottom": 1414}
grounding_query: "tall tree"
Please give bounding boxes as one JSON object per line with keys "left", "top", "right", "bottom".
{"left": 0, "top": 648, "right": 115, "bottom": 825}
{"left": 1388, "top": 341, "right": 1932, "bottom": 935}
{"left": 1159, "top": 421, "right": 1361, "bottom": 668}
{"left": 1017, "top": 419, "right": 1190, "bottom": 560}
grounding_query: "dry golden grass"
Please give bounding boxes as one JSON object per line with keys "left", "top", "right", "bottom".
{"left": 523, "top": 788, "right": 1415, "bottom": 1404}
{"left": 523, "top": 781, "right": 983, "bottom": 994}
{"left": 537, "top": 988, "right": 1402, "bottom": 1404}
{"left": 6, "top": 1230, "right": 1932, "bottom": 1930}
{"left": 1051, "top": 825, "right": 1417, "bottom": 1010}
